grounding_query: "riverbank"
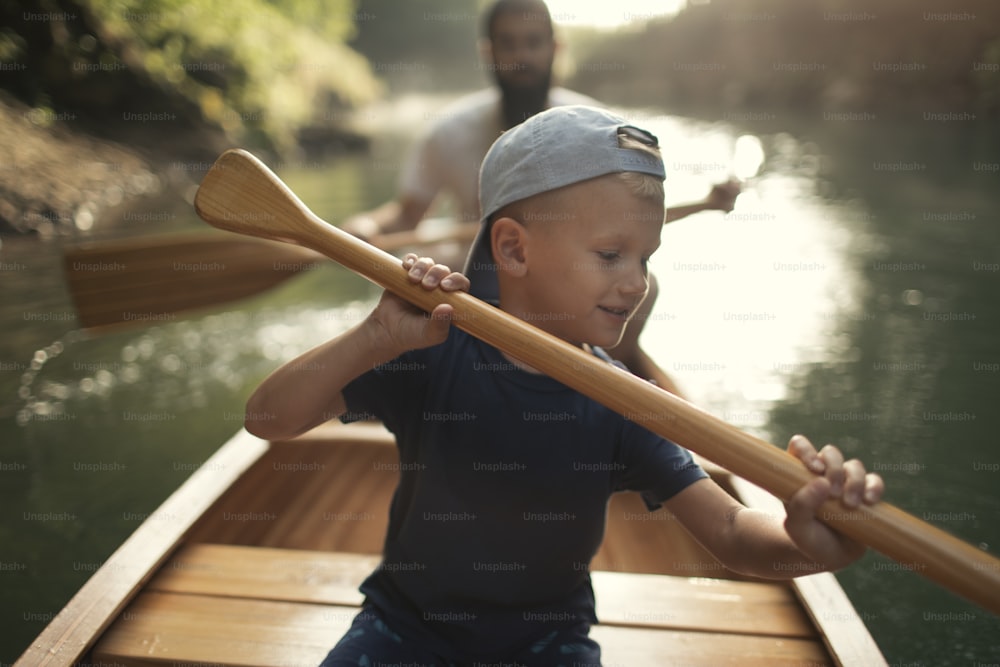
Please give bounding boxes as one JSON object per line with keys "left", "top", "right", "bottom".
{"left": 1, "top": 0, "right": 379, "bottom": 237}
{"left": 0, "top": 92, "right": 373, "bottom": 238}
{"left": 0, "top": 92, "right": 228, "bottom": 237}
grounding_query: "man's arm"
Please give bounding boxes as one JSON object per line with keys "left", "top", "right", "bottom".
{"left": 665, "top": 179, "right": 742, "bottom": 223}
{"left": 344, "top": 116, "right": 450, "bottom": 239}
{"left": 607, "top": 274, "right": 686, "bottom": 397}
{"left": 342, "top": 193, "right": 434, "bottom": 240}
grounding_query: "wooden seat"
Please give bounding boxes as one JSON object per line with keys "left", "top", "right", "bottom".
{"left": 92, "top": 543, "right": 832, "bottom": 667}
{"left": 184, "top": 421, "right": 742, "bottom": 579}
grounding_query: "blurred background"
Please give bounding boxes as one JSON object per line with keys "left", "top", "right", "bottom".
{"left": 1, "top": 0, "right": 998, "bottom": 662}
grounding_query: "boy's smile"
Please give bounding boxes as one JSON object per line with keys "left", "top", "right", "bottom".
{"left": 495, "top": 175, "right": 664, "bottom": 350}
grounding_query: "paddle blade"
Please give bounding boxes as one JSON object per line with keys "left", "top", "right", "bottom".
{"left": 64, "top": 233, "right": 320, "bottom": 331}
{"left": 195, "top": 149, "right": 322, "bottom": 245}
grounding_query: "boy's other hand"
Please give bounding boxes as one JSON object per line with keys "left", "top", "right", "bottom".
{"left": 783, "top": 435, "right": 885, "bottom": 570}
{"left": 368, "top": 254, "right": 470, "bottom": 354}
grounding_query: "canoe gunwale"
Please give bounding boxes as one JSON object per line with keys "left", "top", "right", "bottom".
{"left": 13, "top": 429, "right": 271, "bottom": 667}
{"left": 728, "top": 475, "right": 887, "bottom": 667}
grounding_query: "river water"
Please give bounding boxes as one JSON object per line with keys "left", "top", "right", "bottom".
{"left": 1, "top": 94, "right": 998, "bottom": 663}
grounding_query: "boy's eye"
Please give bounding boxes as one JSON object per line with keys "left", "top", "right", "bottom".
{"left": 597, "top": 251, "right": 620, "bottom": 261}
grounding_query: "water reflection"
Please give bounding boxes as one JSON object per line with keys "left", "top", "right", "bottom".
{"left": 638, "top": 119, "right": 861, "bottom": 434}
{"left": 761, "top": 120, "right": 1000, "bottom": 663}
{"left": 14, "top": 296, "right": 382, "bottom": 428}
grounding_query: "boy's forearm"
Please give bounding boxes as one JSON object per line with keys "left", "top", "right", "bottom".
{"left": 245, "top": 318, "right": 403, "bottom": 441}
{"left": 245, "top": 254, "right": 468, "bottom": 440}
{"left": 723, "top": 508, "right": 830, "bottom": 579}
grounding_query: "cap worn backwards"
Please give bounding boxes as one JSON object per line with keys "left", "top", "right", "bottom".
{"left": 463, "top": 105, "right": 665, "bottom": 300}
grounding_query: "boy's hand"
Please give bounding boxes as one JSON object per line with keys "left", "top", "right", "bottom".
{"left": 367, "top": 253, "right": 470, "bottom": 355}
{"left": 783, "top": 435, "right": 885, "bottom": 570}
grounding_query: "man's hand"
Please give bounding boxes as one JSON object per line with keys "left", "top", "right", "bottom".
{"left": 342, "top": 214, "right": 381, "bottom": 242}
{"left": 705, "top": 178, "right": 742, "bottom": 213}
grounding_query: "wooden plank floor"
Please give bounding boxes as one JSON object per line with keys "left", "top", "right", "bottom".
{"left": 149, "top": 544, "right": 817, "bottom": 639}
{"left": 93, "top": 544, "right": 831, "bottom": 667}
{"left": 94, "top": 593, "right": 833, "bottom": 667}
{"left": 24, "top": 422, "right": 884, "bottom": 667}
{"left": 89, "top": 424, "right": 834, "bottom": 665}
{"left": 185, "top": 422, "right": 741, "bottom": 579}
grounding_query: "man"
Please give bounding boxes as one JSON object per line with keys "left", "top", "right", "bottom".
{"left": 345, "top": 0, "right": 739, "bottom": 392}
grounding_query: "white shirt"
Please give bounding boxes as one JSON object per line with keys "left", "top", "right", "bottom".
{"left": 398, "top": 87, "right": 599, "bottom": 224}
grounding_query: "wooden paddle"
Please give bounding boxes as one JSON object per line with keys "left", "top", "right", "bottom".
{"left": 194, "top": 148, "right": 1000, "bottom": 615}
{"left": 63, "top": 224, "right": 480, "bottom": 332}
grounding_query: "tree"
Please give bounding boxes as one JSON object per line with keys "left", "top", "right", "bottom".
{"left": 0, "top": 0, "right": 382, "bottom": 154}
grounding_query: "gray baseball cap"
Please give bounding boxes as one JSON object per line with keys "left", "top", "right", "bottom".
{"left": 463, "top": 105, "right": 665, "bottom": 300}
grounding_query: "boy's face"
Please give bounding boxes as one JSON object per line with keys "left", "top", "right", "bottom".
{"left": 503, "top": 175, "right": 664, "bottom": 348}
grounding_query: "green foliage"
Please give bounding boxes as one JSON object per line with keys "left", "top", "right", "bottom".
{"left": 0, "top": 26, "right": 24, "bottom": 60}
{"left": 350, "top": 0, "right": 482, "bottom": 90}
{"left": 262, "top": 0, "right": 357, "bottom": 42}
{"left": 0, "top": 0, "right": 381, "bottom": 154}
{"left": 971, "top": 37, "right": 1000, "bottom": 110}
{"left": 83, "top": 0, "right": 381, "bottom": 151}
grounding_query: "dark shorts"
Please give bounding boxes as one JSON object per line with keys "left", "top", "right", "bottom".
{"left": 318, "top": 603, "right": 602, "bottom": 667}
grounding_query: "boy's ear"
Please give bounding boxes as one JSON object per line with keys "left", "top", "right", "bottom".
{"left": 491, "top": 217, "right": 528, "bottom": 277}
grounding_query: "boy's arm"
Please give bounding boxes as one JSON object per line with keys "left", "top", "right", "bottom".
{"left": 665, "top": 435, "right": 885, "bottom": 578}
{"left": 244, "top": 254, "right": 469, "bottom": 441}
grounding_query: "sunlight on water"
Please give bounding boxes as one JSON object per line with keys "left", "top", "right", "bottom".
{"left": 13, "top": 300, "right": 378, "bottom": 428}
{"left": 596, "top": 111, "right": 864, "bottom": 439}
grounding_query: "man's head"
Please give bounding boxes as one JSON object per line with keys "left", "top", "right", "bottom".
{"left": 481, "top": 0, "right": 557, "bottom": 129}
{"left": 464, "top": 105, "right": 666, "bottom": 347}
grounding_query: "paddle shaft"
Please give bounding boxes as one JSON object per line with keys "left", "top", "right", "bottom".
{"left": 195, "top": 149, "right": 1000, "bottom": 615}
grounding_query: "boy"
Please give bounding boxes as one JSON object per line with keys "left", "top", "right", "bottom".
{"left": 343, "top": 0, "right": 740, "bottom": 394}
{"left": 245, "top": 106, "right": 884, "bottom": 666}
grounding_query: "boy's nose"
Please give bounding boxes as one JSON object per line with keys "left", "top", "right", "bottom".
{"left": 619, "top": 264, "right": 649, "bottom": 296}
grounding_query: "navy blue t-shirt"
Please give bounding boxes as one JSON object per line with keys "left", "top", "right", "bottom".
{"left": 341, "top": 327, "right": 707, "bottom": 658}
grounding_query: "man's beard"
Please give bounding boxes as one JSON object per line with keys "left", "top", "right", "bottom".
{"left": 495, "top": 69, "right": 552, "bottom": 130}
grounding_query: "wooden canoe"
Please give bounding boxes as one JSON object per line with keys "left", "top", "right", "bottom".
{"left": 15, "top": 421, "right": 887, "bottom": 666}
